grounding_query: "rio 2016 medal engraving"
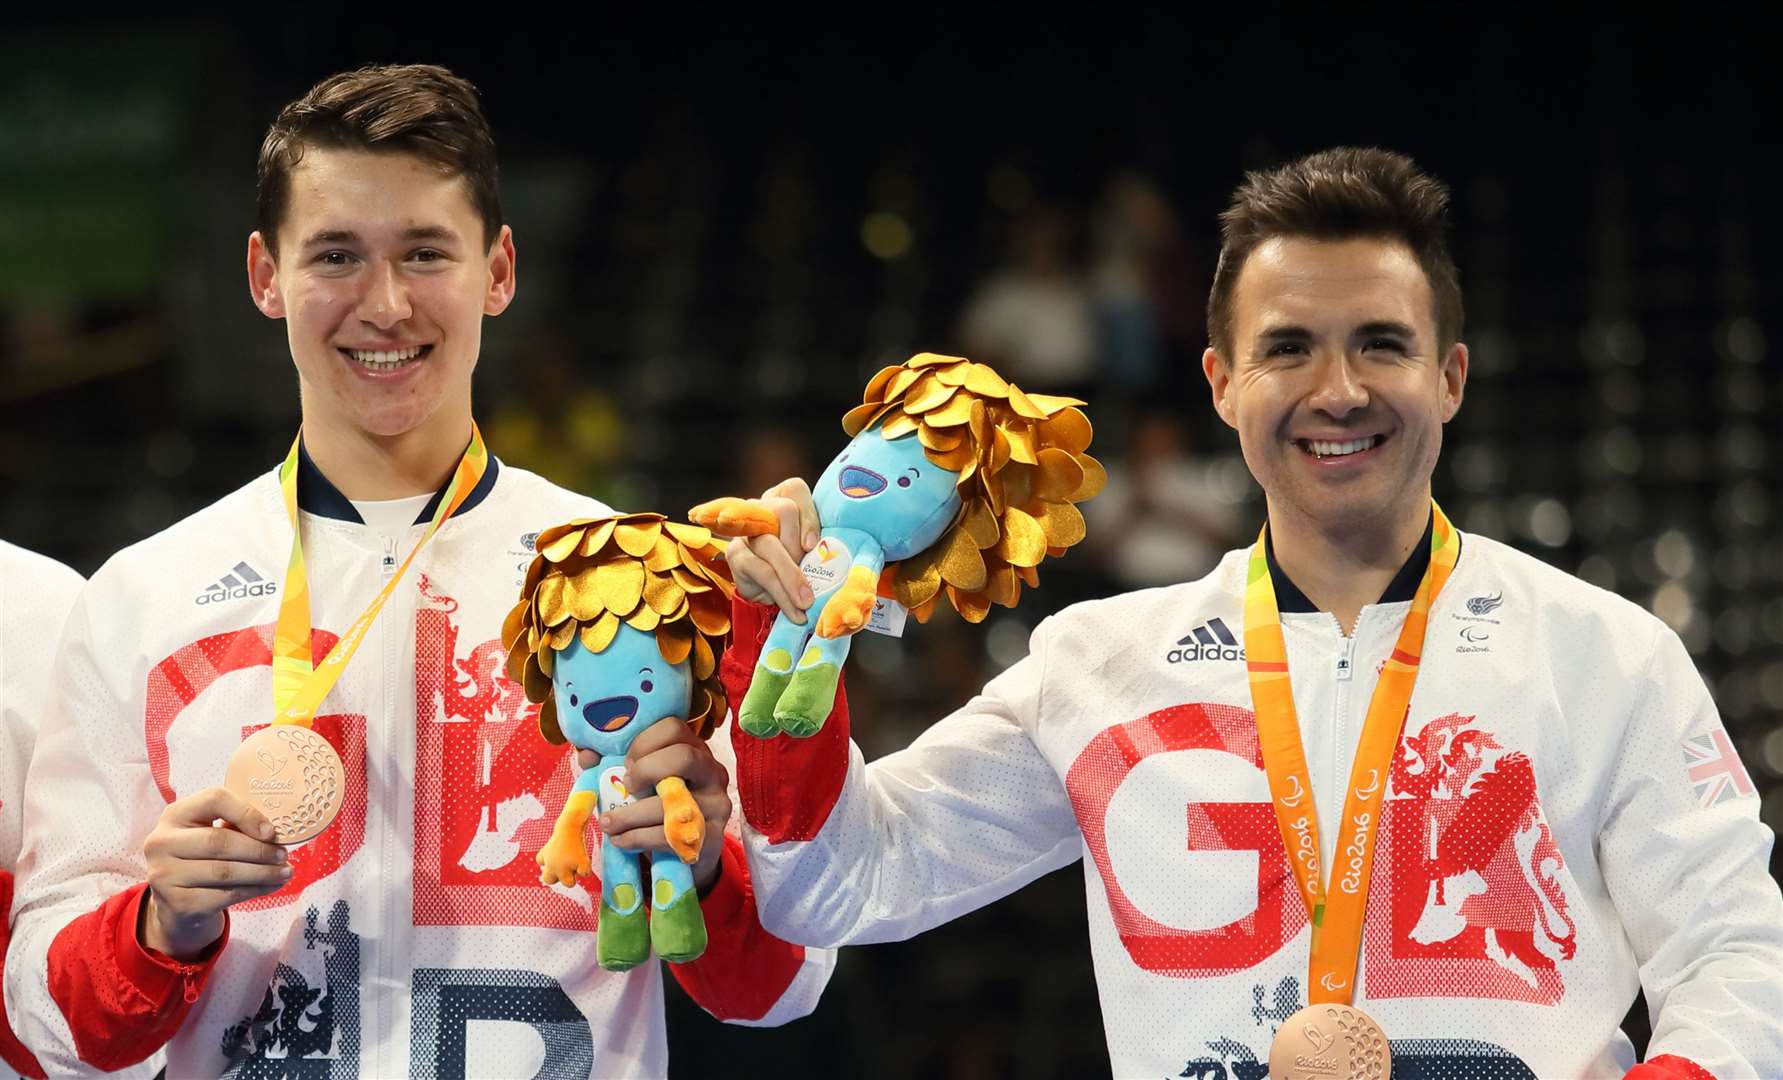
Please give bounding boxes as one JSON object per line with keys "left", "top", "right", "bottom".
{"left": 224, "top": 726, "right": 345, "bottom": 845}
{"left": 1268, "top": 1003, "right": 1390, "bottom": 1079}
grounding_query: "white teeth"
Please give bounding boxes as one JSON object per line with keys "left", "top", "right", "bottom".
{"left": 1305, "top": 437, "right": 1378, "bottom": 458}
{"left": 347, "top": 346, "right": 425, "bottom": 369}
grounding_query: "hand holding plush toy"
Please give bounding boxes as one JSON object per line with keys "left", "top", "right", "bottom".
{"left": 691, "top": 352, "right": 1102, "bottom": 737}
{"left": 501, "top": 513, "right": 733, "bottom": 970}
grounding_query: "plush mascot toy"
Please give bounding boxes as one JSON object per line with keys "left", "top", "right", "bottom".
{"left": 501, "top": 512, "right": 734, "bottom": 970}
{"left": 691, "top": 352, "right": 1102, "bottom": 738}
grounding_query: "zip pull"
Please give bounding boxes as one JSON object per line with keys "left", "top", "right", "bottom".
{"left": 380, "top": 535, "right": 399, "bottom": 579}
{"left": 1336, "top": 636, "right": 1356, "bottom": 682}
{"left": 181, "top": 966, "right": 201, "bottom": 1004}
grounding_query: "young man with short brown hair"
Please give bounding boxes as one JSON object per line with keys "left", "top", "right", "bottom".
{"left": 5, "top": 64, "right": 831, "bottom": 1078}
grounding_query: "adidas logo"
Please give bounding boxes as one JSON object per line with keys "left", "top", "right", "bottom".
{"left": 195, "top": 561, "right": 278, "bottom": 605}
{"left": 1167, "top": 617, "right": 1245, "bottom": 663}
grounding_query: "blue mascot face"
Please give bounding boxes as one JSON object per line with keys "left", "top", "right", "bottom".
{"left": 811, "top": 425, "right": 963, "bottom": 560}
{"left": 550, "top": 623, "right": 693, "bottom": 758}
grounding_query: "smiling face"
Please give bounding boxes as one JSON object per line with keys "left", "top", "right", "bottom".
{"left": 247, "top": 147, "right": 516, "bottom": 450}
{"left": 550, "top": 622, "right": 693, "bottom": 759}
{"left": 812, "top": 426, "right": 963, "bottom": 559}
{"left": 1203, "top": 235, "right": 1467, "bottom": 542}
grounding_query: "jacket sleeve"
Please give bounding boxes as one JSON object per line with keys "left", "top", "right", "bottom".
{"left": 664, "top": 727, "right": 837, "bottom": 1026}
{"left": 0, "top": 870, "right": 46, "bottom": 1078}
{"left": 724, "top": 597, "right": 1081, "bottom": 949}
{"left": 1597, "top": 622, "right": 1783, "bottom": 1079}
{"left": 3, "top": 588, "right": 226, "bottom": 1075}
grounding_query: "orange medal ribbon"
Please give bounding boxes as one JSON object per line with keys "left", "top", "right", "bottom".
{"left": 1243, "top": 503, "right": 1458, "bottom": 1004}
{"left": 270, "top": 425, "right": 489, "bottom": 725}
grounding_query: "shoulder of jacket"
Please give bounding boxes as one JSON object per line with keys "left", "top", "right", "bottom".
{"left": 84, "top": 472, "right": 277, "bottom": 594}
{"left": 486, "top": 461, "right": 615, "bottom": 521}
{"left": 1041, "top": 549, "right": 1246, "bottom": 650}
{"left": 1457, "top": 531, "right": 1669, "bottom": 653}
{"left": 0, "top": 540, "right": 85, "bottom": 613}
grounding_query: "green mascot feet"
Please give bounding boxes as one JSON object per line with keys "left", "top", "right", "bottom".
{"left": 598, "top": 880, "right": 707, "bottom": 969}
{"left": 737, "top": 651, "right": 795, "bottom": 736}
{"left": 649, "top": 882, "right": 708, "bottom": 963}
{"left": 597, "top": 887, "right": 649, "bottom": 971}
{"left": 774, "top": 661, "right": 841, "bottom": 737}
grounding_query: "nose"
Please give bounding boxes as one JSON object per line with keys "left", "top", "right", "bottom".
{"left": 356, "top": 261, "right": 411, "bottom": 330}
{"left": 1306, "top": 352, "right": 1369, "bottom": 419}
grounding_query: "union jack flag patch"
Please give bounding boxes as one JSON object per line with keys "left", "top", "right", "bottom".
{"left": 1682, "top": 729, "right": 1756, "bottom": 808}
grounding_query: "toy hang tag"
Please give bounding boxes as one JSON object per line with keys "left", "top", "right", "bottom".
{"left": 865, "top": 597, "right": 908, "bottom": 637}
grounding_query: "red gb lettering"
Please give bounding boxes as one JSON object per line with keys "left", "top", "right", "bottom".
{"left": 1065, "top": 702, "right": 1305, "bottom": 978}
{"left": 145, "top": 625, "right": 367, "bottom": 907}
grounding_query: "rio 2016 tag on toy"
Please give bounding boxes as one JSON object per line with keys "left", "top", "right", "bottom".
{"left": 501, "top": 512, "right": 734, "bottom": 970}
{"left": 691, "top": 351, "right": 1103, "bottom": 738}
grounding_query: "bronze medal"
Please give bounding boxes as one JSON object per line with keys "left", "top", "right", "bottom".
{"left": 1267, "top": 1003, "right": 1390, "bottom": 1079}
{"left": 224, "top": 725, "right": 345, "bottom": 845}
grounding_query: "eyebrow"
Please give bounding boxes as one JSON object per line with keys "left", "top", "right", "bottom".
{"left": 299, "top": 225, "right": 462, "bottom": 249}
{"left": 1354, "top": 320, "right": 1417, "bottom": 340}
{"left": 639, "top": 666, "right": 654, "bottom": 674}
{"left": 1256, "top": 325, "right": 1314, "bottom": 346}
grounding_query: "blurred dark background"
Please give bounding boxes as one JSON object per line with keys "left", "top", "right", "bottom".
{"left": 3, "top": 8, "right": 1779, "bottom": 1078}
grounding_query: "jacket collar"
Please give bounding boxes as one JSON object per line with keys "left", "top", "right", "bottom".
{"left": 295, "top": 438, "right": 500, "bottom": 525}
{"left": 1264, "top": 508, "right": 1442, "bottom": 614}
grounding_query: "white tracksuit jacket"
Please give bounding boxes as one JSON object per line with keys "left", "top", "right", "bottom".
{"left": 727, "top": 528, "right": 1782, "bottom": 1079}
{"left": 1, "top": 541, "right": 85, "bottom": 1080}
{"left": 5, "top": 453, "right": 832, "bottom": 1078}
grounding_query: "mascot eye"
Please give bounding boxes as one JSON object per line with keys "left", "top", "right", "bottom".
{"left": 898, "top": 467, "right": 919, "bottom": 488}
{"left": 641, "top": 679, "right": 654, "bottom": 693}
{"left": 569, "top": 694, "right": 578, "bottom": 707}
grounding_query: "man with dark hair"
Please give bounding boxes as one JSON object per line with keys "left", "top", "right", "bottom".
{"left": 706, "top": 147, "right": 1783, "bottom": 1077}
{"left": 4, "top": 64, "right": 831, "bottom": 1077}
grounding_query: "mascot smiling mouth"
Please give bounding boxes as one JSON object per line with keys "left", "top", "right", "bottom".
{"left": 839, "top": 465, "right": 887, "bottom": 498}
{"left": 581, "top": 695, "right": 639, "bottom": 733}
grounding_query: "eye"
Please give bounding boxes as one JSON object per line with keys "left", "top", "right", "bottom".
{"left": 316, "top": 250, "right": 355, "bottom": 267}
{"left": 1365, "top": 337, "right": 1408, "bottom": 354}
{"left": 897, "top": 467, "right": 918, "bottom": 488}
{"left": 411, "top": 248, "right": 446, "bottom": 263}
{"left": 1265, "top": 341, "right": 1307, "bottom": 358}
{"left": 640, "top": 679, "right": 654, "bottom": 693}
{"left": 569, "top": 693, "right": 578, "bottom": 707}
{"left": 838, "top": 452, "right": 848, "bottom": 462}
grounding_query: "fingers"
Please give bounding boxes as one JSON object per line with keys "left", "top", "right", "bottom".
{"left": 602, "top": 785, "right": 731, "bottom": 844}
{"left": 150, "top": 818, "right": 289, "bottom": 866}
{"left": 165, "top": 859, "right": 295, "bottom": 890}
{"left": 166, "top": 785, "right": 276, "bottom": 841}
{"left": 623, "top": 719, "right": 729, "bottom": 794}
{"left": 575, "top": 748, "right": 598, "bottom": 772}
{"left": 725, "top": 538, "right": 811, "bottom": 623}
{"left": 760, "top": 477, "right": 820, "bottom": 551}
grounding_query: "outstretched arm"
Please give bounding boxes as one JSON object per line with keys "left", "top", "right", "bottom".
{"left": 724, "top": 596, "right": 1081, "bottom": 948}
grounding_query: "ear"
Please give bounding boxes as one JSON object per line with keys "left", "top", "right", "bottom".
{"left": 247, "top": 232, "right": 285, "bottom": 318}
{"left": 1202, "top": 347, "right": 1238, "bottom": 429}
{"left": 1439, "top": 341, "right": 1468, "bottom": 422}
{"left": 484, "top": 224, "right": 517, "bottom": 316}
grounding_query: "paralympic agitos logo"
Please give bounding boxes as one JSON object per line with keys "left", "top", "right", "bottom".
{"left": 1167, "top": 617, "right": 1245, "bottom": 663}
